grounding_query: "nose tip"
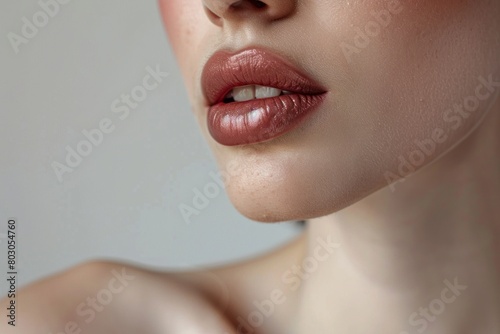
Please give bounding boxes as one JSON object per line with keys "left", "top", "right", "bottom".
{"left": 203, "top": 0, "right": 297, "bottom": 26}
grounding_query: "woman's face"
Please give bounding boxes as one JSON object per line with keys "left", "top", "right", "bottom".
{"left": 160, "top": 0, "right": 500, "bottom": 222}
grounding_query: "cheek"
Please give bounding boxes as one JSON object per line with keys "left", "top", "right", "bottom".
{"left": 159, "top": 1, "right": 206, "bottom": 75}
{"left": 339, "top": 0, "right": 500, "bottom": 154}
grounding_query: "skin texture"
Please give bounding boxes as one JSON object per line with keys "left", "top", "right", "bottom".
{"left": 2, "top": 1, "right": 499, "bottom": 333}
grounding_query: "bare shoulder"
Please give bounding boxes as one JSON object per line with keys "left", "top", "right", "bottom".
{"left": 0, "top": 261, "right": 234, "bottom": 333}
{"left": 0, "top": 261, "right": 130, "bottom": 333}
{"left": 0, "top": 234, "right": 305, "bottom": 334}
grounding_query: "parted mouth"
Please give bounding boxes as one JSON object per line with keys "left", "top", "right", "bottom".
{"left": 221, "top": 85, "right": 293, "bottom": 103}
{"left": 201, "top": 48, "right": 326, "bottom": 107}
{"left": 201, "top": 47, "right": 328, "bottom": 146}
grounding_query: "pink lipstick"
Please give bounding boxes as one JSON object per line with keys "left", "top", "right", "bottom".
{"left": 202, "top": 48, "right": 327, "bottom": 146}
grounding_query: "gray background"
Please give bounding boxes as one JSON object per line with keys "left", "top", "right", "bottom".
{"left": 0, "top": 0, "right": 300, "bottom": 291}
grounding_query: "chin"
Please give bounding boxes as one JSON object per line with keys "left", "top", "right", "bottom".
{"left": 217, "top": 144, "right": 384, "bottom": 223}
{"left": 225, "top": 173, "right": 379, "bottom": 223}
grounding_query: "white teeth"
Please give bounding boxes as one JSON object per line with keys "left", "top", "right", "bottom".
{"left": 227, "top": 85, "right": 288, "bottom": 102}
{"left": 255, "top": 85, "right": 282, "bottom": 99}
{"left": 233, "top": 85, "right": 255, "bottom": 102}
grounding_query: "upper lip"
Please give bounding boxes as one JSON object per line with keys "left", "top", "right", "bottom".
{"left": 201, "top": 47, "right": 326, "bottom": 107}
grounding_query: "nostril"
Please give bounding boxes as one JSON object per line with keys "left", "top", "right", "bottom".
{"left": 250, "top": 0, "right": 267, "bottom": 9}
{"left": 230, "top": 0, "right": 268, "bottom": 11}
{"left": 204, "top": 0, "right": 285, "bottom": 26}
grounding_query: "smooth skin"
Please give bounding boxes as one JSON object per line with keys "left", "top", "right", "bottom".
{"left": 2, "top": 0, "right": 500, "bottom": 333}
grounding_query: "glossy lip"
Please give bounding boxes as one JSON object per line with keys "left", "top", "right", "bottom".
{"left": 201, "top": 48, "right": 328, "bottom": 146}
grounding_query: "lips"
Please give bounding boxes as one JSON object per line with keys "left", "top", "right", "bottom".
{"left": 202, "top": 48, "right": 327, "bottom": 146}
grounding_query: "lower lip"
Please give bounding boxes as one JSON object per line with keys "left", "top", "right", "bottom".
{"left": 207, "top": 93, "right": 326, "bottom": 146}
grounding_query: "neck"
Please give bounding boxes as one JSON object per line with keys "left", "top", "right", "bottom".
{"left": 298, "top": 96, "right": 500, "bottom": 333}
